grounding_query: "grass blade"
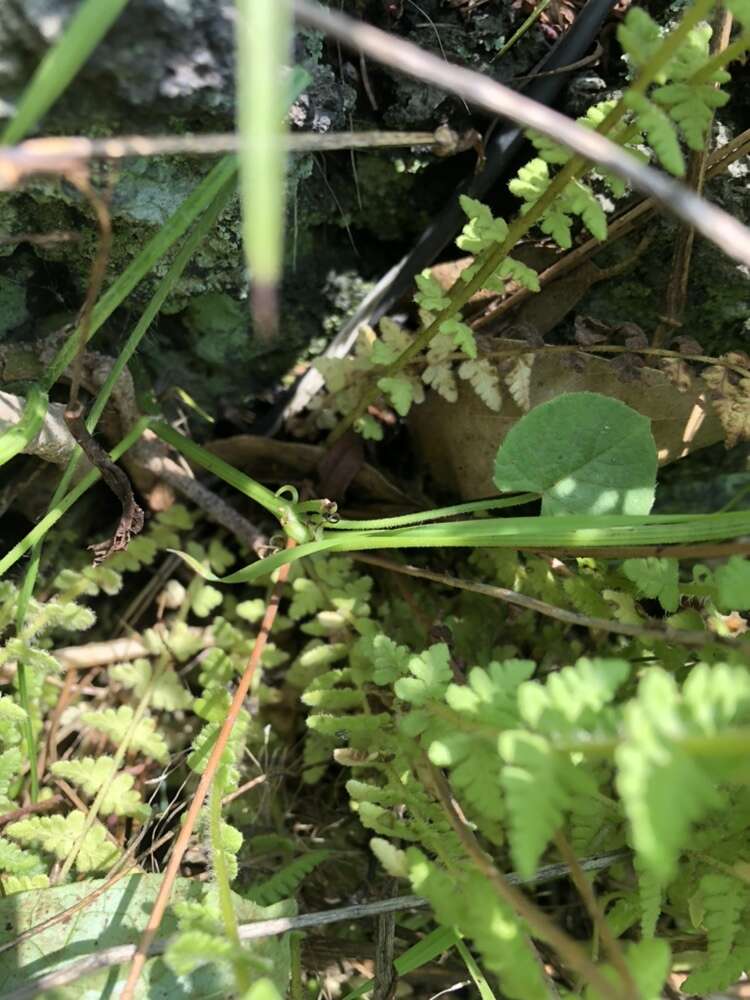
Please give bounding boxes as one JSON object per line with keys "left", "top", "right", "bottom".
{"left": 0, "top": 385, "right": 48, "bottom": 467}
{"left": 235, "top": 0, "right": 293, "bottom": 337}
{"left": 1, "top": 0, "right": 131, "bottom": 144}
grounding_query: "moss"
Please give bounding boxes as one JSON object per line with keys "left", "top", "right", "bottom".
{"left": 0, "top": 275, "right": 27, "bottom": 335}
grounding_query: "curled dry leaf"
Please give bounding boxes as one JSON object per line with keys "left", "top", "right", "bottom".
{"left": 409, "top": 340, "right": 724, "bottom": 499}
{"left": 660, "top": 357, "right": 693, "bottom": 393}
{"left": 702, "top": 352, "right": 750, "bottom": 448}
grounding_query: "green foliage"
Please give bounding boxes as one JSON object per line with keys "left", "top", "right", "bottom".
{"left": 248, "top": 849, "right": 331, "bottom": 905}
{"left": 408, "top": 849, "right": 548, "bottom": 999}
{"left": 81, "top": 705, "right": 169, "bottom": 763}
{"left": 714, "top": 556, "right": 750, "bottom": 612}
{"left": 6, "top": 811, "right": 120, "bottom": 873}
{"left": 623, "top": 558, "right": 680, "bottom": 612}
{"left": 110, "top": 658, "right": 194, "bottom": 711}
{"left": 50, "top": 757, "right": 150, "bottom": 820}
{"left": 493, "top": 392, "right": 658, "bottom": 515}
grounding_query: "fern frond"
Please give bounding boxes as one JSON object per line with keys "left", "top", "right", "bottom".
{"left": 635, "top": 853, "right": 663, "bottom": 939}
{"left": 615, "top": 670, "right": 723, "bottom": 881}
{"left": 50, "top": 757, "right": 150, "bottom": 819}
{"left": 457, "top": 359, "right": 502, "bottom": 411}
{"left": 6, "top": 811, "right": 120, "bottom": 873}
{"left": 0, "top": 747, "right": 22, "bottom": 809}
{"left": 249, "top": 849, "right": 330, "bottom": 905}
{"left": 164, "top": 930, "right": 235, "bottom": 976}
{"left": 652, "top": 81, "right": 729, "bottom": 150}
{"left": 0, "top": 872, "right": 49, "bottom": 894}
{"left": 682, "top": 874, "right": 748, "bottom": 993}
{"left": 407, "top": 849, "right": 548, "bottom": 999}
{"left": 110, "top": 658, "right": 193, "bottom": 711}
{"left": 0, "top": 835, "right": 45, "bottom": 876}
{"left": 518, "top": 657, "right": 630, "bottom": 734}
{"left": 499, "top": 731, "right": 572, "bottom": 877}
{"left": 617, "top": 8, "right": 663, "bottom": 74}
{"left": 82, "top": 705, "right": 169, "bottom": 763}
{"left": 624, "top": 91, "right": 684, "bottom": 176}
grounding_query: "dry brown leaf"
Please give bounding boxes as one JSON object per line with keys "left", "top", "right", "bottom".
{"left": 204, "top": 434, "right": 414, "bottom": 511}
{"left": 409, "top": 340, "right": 724, "bottom": 499}
{"left": 702, "top": 353, "right": 750, "bottom": 448}
{"left": 660, "top": 357, "right": 693, "bottom": 393}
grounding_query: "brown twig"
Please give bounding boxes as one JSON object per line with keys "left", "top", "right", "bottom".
{"left": 0, "top": 795, "right": 63, "bottom": 830}
{"left": 0, "top": 128, "right": 473, "bottom": 189}
{"left": 652, "top": 8, "right": 735, "bottom": 347}
{"left": 4, "top": 853, "right": 627, "bottom": 1000}
{"left": 64, "top": 173, "right": 112, "bottom": 415}
{"left": 553, "top": 832, "right": 636, "bottom": 998}
{"left": 292, "top": 0, "right": 750, "bottom": 268}
{"left": 425, "top": 758, "right": 625, "bottom": 999}
{"left": 473, "top": 127, "right": 750, "bottom": 336}
{"left": 352, "top": 554, "right": 748, "bottom": 653}
{"left": 120, "top": 538, "right": 297, "bottom": 999}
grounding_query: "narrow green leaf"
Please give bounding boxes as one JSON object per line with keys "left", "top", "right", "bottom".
{"left": 1, "top": 0, "right": 131, "bottom": 143}
{"left": 0, "top": 384, "right": 48, "bottom": 468}
{"left": 235, "top": 0, "right": 293, "bottom": 335}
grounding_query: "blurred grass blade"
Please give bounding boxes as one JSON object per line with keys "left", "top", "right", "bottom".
{"left": 0, "top": 385, "right": 48, "bottom": 467}
{"left": 235, "top": 0, "right": 293, "bottom": 339}
{"left": 454, "top": 938, "right": 497, "bottom": 1000}
{"left": 9, "top": 164, "right": 237, "bottom": 571}
{"left": 1, "top": 0, "right": 131, "bottom": 144}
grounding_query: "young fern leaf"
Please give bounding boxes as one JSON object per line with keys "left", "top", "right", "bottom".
{"left": 406, "top": 849, "right": 548, "bottom": 1000}
{"left": 518, "top": 657, "right": 630, "bottom": 733}
{"left": 6, "top": 811, "right": 120, "bottom": 873}
{"left": 499, "top": 730, "right": 573, "bottom": 877}
{"left": 635, "top": 853, "right": 663, "bottom": 939}
{"left": 624, "top": 90, "right": 684, "bottom": 177}
{"left": 615, "top": 669, "right": 724, "bottom": 882}
{"left": 439, "top": 317, "right": 477, "bottom": 358}
{"left": 652, "top": 80, "right": 730, "bottom": 151}
{"left": 82, "top": 705, "right": 169, "bottom": 763}
{"left": 414, "top": 270, "right": 450, "bottom": 312}
{"left": 0, "top": 836, "right": 44, "bottom": 878}
{"left": 110, "top": 658, "right": 194, "bottom": 711}
{"left": 0, "top": 747, "right": 22, "bottom": 811}
{"left": 617, "top": 8, "right": 664, "bottom": 75}
{"left": 50, "top": 757, "right": 150, "bottom": 820}
{"left": 682, "top": 874, "right": 749, "bottom": 993}
{"left": 248, "top": 849, "right": 330, "bottom": 905}
{"left": 623, "top": 558, "right": 680, "bottom": 613}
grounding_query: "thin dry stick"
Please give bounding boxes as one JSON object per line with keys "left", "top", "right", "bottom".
{"left": 64, "top": 173, "right": 113, "bottom": 415}
{"left": 472, "top": 126, "right": 750, "bottom": 334}
{"left": 0, "top": 128, "right": 468, "bottom": 188}
{"left": 5, "top": 854, "right": 627, "bottom": 1000}
{"left": 425, "top": 759, "right": 624, "bottom": 1000}
{"left": 553, "top": 832, "right": 636, "bottom": 998}
{"left": 120, "top": 539, "right": 296, "bottom": 1000}
{"left": 292, "top": 0, "right": 750, "bottom": 268}
{"left": 351, "top": 554, "right": 748, "bottom": 653}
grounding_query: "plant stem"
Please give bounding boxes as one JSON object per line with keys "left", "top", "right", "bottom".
{"left": 326, "top": 0, "right": 721, "bottom": 443}
{"left": 210, "top": 780, "right": 251, "bottom": 994}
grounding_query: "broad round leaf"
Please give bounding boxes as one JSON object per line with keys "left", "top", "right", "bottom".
{"left": 493, "top": 392, "right": 657, "bottom": 515}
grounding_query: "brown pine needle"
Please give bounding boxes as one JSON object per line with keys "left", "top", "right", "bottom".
{"left": 120, "top": 539, "right": 296, "bottom": 999}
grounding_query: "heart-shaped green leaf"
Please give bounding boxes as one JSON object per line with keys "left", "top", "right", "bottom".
{"left": 493, "top": 392, "right": 658, "bottom": 515}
